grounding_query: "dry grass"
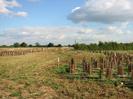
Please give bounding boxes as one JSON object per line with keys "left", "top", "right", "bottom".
{"left": 0, "top": 48, "right": 132, "bottom": 99}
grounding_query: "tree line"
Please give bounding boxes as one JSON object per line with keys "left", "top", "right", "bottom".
{"left": 1, "top": 41, "right": 133, "bottom": 50}
{"left": 74, "top": 41, "right": 133, "bottom": 51}
{"left": 0, "top": 42, "right": 64, "bottom": 48}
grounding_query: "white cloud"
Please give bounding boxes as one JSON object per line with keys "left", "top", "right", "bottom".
{"left": 72, "top": 7, "right": 80, "bottom": 13}
{"left": 0, "top": 0, "right": 27, "bottom": 17}
{"left": 0, "top": 26, "right": 95, "bottom": 44}
{"left": 0, "top": 25, "right": 133, "bottom": 45}
{"left": 68, "top": 0, "right": 133, "bottom": 24}
{"left": 7, "top": 0, "right": 21, "bottom": 7}
{"left": 15, "top": 12, "right": 28, "bottom": 17}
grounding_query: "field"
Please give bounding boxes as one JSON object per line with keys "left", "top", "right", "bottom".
{"left": 0, "top": 48, "right": 133, "bottom": 99}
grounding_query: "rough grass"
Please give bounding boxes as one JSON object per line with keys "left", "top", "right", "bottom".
{"left": 0, "top": 49, "right": 133, "bottom": 99}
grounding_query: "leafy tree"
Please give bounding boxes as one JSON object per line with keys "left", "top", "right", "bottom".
{"left": 74, "top": 41, "right": 133, "bottom": 51}
{"left": 13, "top": 42, "right": 20, "bottom": 47}
{"left": 29, "top": 44, "right": 33, "bottom": 47}
{"left": 47, "top": 43, "right": 54, "bottom": 47}
{"left": 57, "top": 44, "right": 62, "bottom": 47}
{"left": 20, "top": 42, "right": 27, "bottom": 47}
{"left": 68, "top": 44, "right": 72, "bottom": 47}
{"left": 0, "top": 45, "right": 7, "bottom": 48}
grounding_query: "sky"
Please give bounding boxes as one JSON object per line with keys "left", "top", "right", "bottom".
{"left": 0, "top": 0, "right": 133, "bottom": 45}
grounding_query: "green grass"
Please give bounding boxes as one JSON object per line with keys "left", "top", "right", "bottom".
{"left": 53, "top": 65, "right": 69, "bottom": 74}
{"left": 10, "top": 91, "right": 21, "bottom": 97}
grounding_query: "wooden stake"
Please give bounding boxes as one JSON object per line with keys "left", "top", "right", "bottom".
{"left": 106, "top": 67, "right": 112, "bottom": 79}
{"left": 118, "top": 65, "right": 124, "bottom": 76}
{"left": 69, "top": 58, "right": 76, "bottom": 74}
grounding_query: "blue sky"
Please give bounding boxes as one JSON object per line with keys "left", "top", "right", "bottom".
{"left": 0, "top": 0, "right": 84, "bottom": 27}
{"left": 0, "top": 0, "right": 133, "bottom": 45}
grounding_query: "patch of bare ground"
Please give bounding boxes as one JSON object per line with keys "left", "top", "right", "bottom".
{"left": 0, "top": 79, "right": 58, "bottom": 99}
{"left": 56, "top": 80, "right": 133, "bottom": 99}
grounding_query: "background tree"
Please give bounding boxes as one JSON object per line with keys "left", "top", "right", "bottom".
{"left": 13, "top": 42, "right": 20, "bottom": 47}
{"left": 29, "top": 44, "right": 33, "bottom": 47}
{"left": 47, "top": 43, "right": 54, "bottom": 47}
{"left": 57, "top": 44, "right": 62, "bottom": 47}
{"left": 20, "top": 42, "right": 27, "bottom": 47}
{"left": 74, "top": 41, "right": 133, "bottom": 51}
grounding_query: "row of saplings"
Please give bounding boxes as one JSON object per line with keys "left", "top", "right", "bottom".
{"left": 0, "top": 48, "right": 44, "bottom": 56}
{"left": 68, "top": 52, "right": 133, "bottom": 80}
{"left": 0, "top": 48, "right": 67, "bottom": 56}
